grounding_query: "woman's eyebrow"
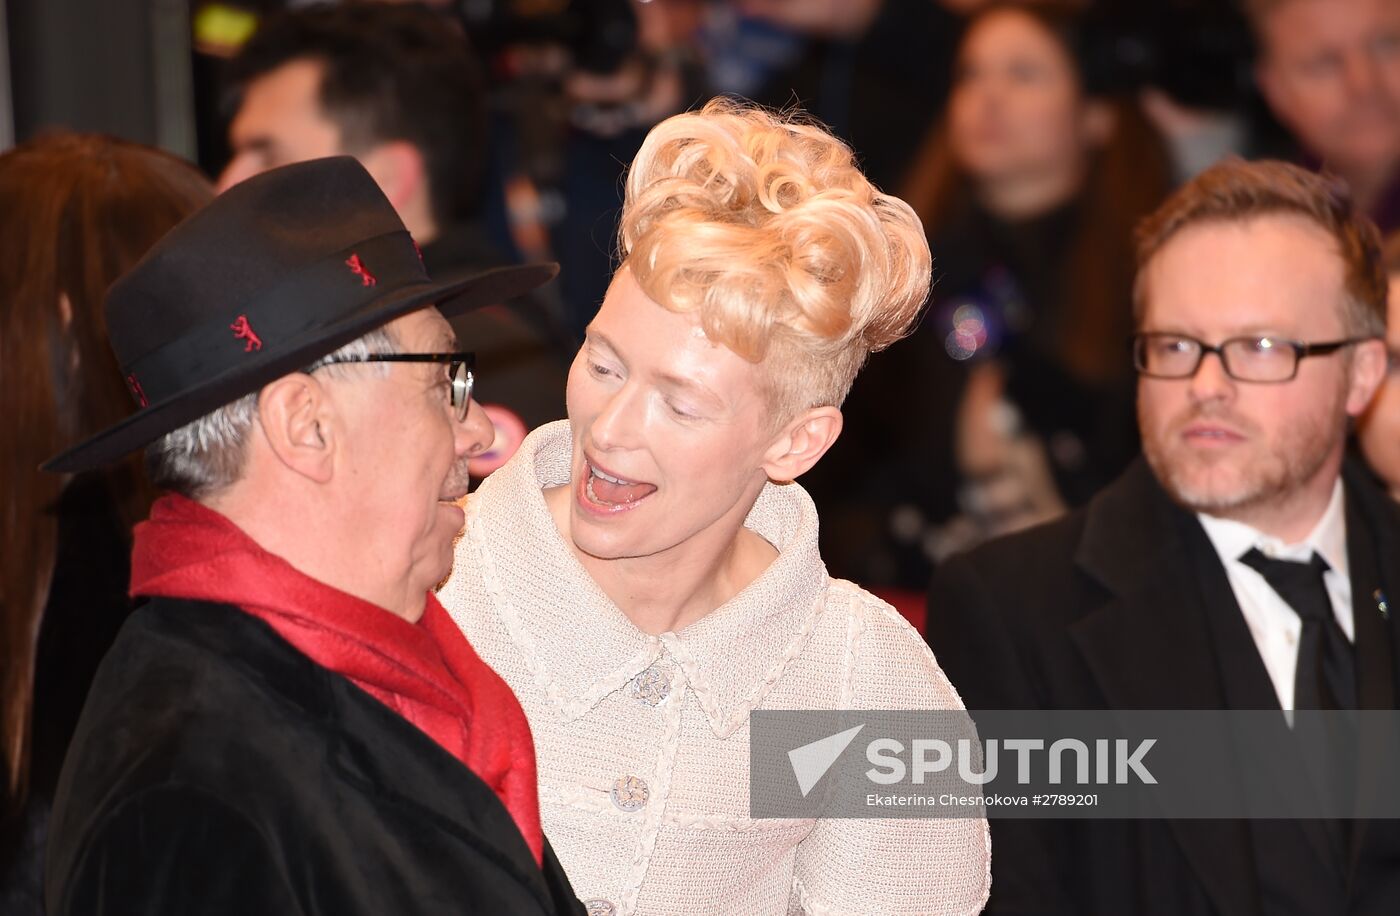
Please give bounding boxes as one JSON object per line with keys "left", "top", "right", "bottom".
{"left": 655, "top": 370, "right": 723, "bottom": 408}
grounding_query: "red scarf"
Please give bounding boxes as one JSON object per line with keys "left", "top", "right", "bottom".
{"left": 130, "top": 494, "right": 543, "bottom": 865}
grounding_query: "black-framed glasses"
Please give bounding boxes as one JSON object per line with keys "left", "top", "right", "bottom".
{"left": 1131, "top": 333, "right": 1372, "bottom": 383}
{"left": 316, "top": 352, "right": 475, "bottom": 420}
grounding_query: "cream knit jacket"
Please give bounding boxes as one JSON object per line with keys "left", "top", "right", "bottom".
{"left": 441, "top": 422, "right": 991, "bottom": 916}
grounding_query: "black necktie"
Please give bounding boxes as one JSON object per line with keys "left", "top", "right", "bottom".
{"left": 1239, "top": 548, "right": 1357, "bottom": 710}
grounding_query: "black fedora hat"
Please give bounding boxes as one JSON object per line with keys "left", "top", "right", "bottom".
{"left": 44, "top": 156, "right": 557, "bottom": 473}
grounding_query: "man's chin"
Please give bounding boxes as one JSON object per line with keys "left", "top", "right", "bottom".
{"left": 439, "top": 499, "right": 466, "bottom": 528}
{"left": 428, "top": 551, "right": 456, "bottom": 594}
{"left": 423, "top": 521, "right": 467, "bottom": 591}
{"left": 1148, "top": 445, "right": 1242, "bottom": 508}
{"left": 1160, "top": 466, "right": 1266, "bottom": 516}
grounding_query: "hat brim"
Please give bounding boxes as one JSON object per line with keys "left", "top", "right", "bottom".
{"left": 44, "top": 262, "right": 559, "bottom": 474}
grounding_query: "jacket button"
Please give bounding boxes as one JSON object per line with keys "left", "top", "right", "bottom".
{"left": 611, "top": 775, "right": 650, "bottom": 812}
{"left": 583, "top": 899, "right": 616, "bottom": 916}
{"left": 630, "top": 666, "right": 671, "bottom": 706}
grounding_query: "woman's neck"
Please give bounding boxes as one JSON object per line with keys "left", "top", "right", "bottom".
{"left": 543, "top": 485, "right": 778, "bottom": 635}
{"left": 976, "top": 162, "right": 1084, "bottom": 222}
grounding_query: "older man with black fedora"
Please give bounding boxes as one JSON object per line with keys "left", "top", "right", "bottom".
{"left": 39, "top": 156, "right": 582, "bottom": 915}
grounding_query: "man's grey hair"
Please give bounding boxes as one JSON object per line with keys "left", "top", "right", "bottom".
{"left": 145, "top": 326, "right": 398, "bottom": 498}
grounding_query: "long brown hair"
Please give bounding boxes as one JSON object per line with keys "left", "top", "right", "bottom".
{"left": 902, "top": 1, "right": 1173, "bottom": 385}
{"left": 0, "top": 132, "right": 212, "bottom": 813}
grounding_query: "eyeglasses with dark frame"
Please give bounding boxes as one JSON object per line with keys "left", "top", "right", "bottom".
{"left": 1131, "top": 333, "right": 1373, "bottom": 383}
{"left": 315, "top": 352, "right": 476, "bottom": 420}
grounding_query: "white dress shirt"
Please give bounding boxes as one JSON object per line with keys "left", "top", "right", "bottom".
{"left": 441, "top": 422, "right": 991, "bottom": 916}
{"left": 1196, "top": 480, "right": 1353, "bottom": 711}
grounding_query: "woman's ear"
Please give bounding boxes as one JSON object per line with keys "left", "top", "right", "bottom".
{"left": 762, "top": 407, "right": 844, "bottom": 483}
{"left": 257, "top": 373, "right": 336, "bottom": 484}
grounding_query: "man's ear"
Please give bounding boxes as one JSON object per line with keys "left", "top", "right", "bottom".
{"left": 1347, "top": 338, "right": 1388, "bottom": 416}
{"left": 257, "top": 373, "right": 336, "bottom": 483}
{"left": 762, "top": 406, "right": 843, "bottom": 483}
{"left": 359, "top": 141, "right": 426, "bottom": 213}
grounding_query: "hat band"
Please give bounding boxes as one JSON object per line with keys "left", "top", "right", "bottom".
{"left": 122, "top": 230, "right": 429, "bottom": 408}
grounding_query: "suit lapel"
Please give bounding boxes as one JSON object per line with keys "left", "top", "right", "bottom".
{"left": 1067, "top": 461, "right": 1262, "bottom": 916}
{"left": 1067, "top": 460, "right": 1280, "bottom": 711}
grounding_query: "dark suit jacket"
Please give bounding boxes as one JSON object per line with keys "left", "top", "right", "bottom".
{"left": 45, "top": 598, "right": 584, "bottom": 916}
{"left": 926, "top": 458, "right": 1400, "bottom": 916}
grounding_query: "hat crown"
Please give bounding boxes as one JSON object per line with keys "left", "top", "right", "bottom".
{"left": 106, "top": 156, "right": 407, "bottom": 370}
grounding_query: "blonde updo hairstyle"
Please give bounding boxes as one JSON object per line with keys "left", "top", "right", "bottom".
{"left": 618, "top": 98, "right": 932, "bottom": 425}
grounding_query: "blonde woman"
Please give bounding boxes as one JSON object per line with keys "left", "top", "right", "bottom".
{"left": 442, "top": 98, "right": 990, "bottom": 915}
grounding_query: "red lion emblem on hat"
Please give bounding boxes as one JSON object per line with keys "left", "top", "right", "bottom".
{"left": 346, "top": 253, "right": 377, "bottom": 287}
{"left": 230, "top": 315, "right": 263, "bottom": 352}
{"left": 126, "top": 373, "right": 149, "bottom": 408}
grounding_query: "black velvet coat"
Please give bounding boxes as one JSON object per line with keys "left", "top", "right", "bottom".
{"left": 45, "top": 598, "right": 585, "bottom": 915}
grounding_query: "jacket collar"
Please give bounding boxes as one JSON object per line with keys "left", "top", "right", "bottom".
{"left": 1070, "top": 458, "right": 1257, "bottom": 710}
{"left": 467, "top": 421, "right": 828, "bottom": 738}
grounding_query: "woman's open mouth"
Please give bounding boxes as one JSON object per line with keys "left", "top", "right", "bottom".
{"left": 580, "top": 459, "right": 657, "bottom": 512}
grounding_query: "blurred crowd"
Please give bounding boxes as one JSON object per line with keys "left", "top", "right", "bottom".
{"left": 178, "top": 0, "right": 1400, "bottom": 593}
{"left": 5, "top": 0, "right": 1400, "bottom": 911}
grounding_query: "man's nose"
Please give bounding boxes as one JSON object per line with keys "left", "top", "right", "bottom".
{"left": 456, "top": 399, "right": 495, "bottom": 458}
{"left": 1187, "top": 348, "right": 1235, "bottom": 403}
